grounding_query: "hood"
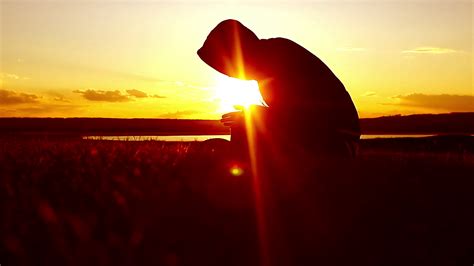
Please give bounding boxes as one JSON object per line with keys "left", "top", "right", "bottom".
{"left": 197, "top": 19, "right": 260, "bottom": 80}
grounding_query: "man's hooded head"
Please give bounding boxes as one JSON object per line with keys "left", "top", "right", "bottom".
{"left": 197, "top": 19, "right": 262, "bottom": 80}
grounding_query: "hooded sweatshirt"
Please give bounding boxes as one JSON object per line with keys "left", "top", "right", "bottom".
{"left": 198, "top": 19, "right": 360, "bottom": 143}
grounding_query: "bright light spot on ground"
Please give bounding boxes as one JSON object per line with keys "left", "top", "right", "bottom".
{"left": 229, "top": 165, "right": 244, "bottom": 176}
{"left": 213, "top": 73, "right": 266, "bottom": 113}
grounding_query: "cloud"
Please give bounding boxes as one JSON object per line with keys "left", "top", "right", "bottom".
{"left": 0, "top": 89, "right": 40, "bottom": 105}
{"left": 73, "top": 89, "right": 131, "bottom": 102}
{"left": 44, "top": 90, "right": 70, "bottom": 102}
{"left": 74, "top": 89, "right": 166, "bottom": 102}
{"left": 52, "top": 96, "right": 70, "bottom": 103}
{"left": 0, "top": 89, "right": 83, "bottom": 117}
{"left": 151, "top": 94, "right": 166, "bottom": 99}
{"left": 125, "top": 89, "right": 166, "bottom": 99}
{"left": 362, "top": 91, "right": 377, "bottom": 97}
{"left": 392, "top": 93, "right": 474, "bottom": 112}
{"left": 159, "top": 110, "right": 199, "bottom": 119}
{"left": 0, "top": 72, "right": 30, "bottom": 80}
{"left": 1, "top": 73, "right": 20, "bottom": 80}
{"left": 402, "top": 47, "right": 459, "bottom": 54}
{"left": 126, "top": 89, "right": 148, "bottom": 98}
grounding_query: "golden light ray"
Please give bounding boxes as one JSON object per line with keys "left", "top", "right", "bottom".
{"left": 229, "top": 23, "right": 270, "bottom": 266}
{"left": 243, "top": 107, "right": 269, "bottom": 266}
{"left": 232, "top": 21, "right": 246, "bottom": 79}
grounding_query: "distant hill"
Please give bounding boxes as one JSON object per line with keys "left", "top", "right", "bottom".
{"left": 0, "top": 118, "right": 229, "bottom": 136}
{"left": 0, "top": 112, "right": 473, "bottom": 136}
{"left": 359, "top": 112, "right": 474, "bottom": 134}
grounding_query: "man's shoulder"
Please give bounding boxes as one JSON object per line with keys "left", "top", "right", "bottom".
{"left": 260, "top": 37, "right": 317, "bottom": 60}
{"left": 260, "top": 37, "right": 299, "bottom": 47}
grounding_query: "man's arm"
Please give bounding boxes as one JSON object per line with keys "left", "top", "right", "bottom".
{"left": 220, "top": 105, "right": 269, "bottom": 128}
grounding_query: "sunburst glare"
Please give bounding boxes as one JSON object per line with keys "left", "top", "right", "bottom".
{"left": 212, "top": 73, "right": 267, "bottom": 113}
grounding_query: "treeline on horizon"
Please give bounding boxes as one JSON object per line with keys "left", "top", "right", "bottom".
{"left": 0, "top": 112, "right": 473, "bottom": 136}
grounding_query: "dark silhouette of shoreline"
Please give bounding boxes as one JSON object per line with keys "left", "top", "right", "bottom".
{"left": 0, "top": 112, "right": 473, "bottom": 137}
{"left": 359, "top": 112, "right": 474, "bottom": 135}
{"left": 0, "top": 118, "right": 229, "bottom": 137}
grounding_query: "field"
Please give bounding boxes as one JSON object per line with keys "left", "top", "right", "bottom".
{"left": 1, "top": 136, "right": 473, "bottom": 266}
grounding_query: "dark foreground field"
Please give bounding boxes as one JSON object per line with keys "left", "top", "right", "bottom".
{"left": 1, "top": 136, "right": 473, "bottom": 266}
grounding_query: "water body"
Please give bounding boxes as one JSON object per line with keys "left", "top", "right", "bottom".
{"left": 83, "top": 134, "right": 437, "bottom": 141}
{"left": 83, "top": 135, "right": 231, "bottom": 141}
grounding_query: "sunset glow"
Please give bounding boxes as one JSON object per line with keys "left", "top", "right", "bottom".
{"left": 0, "top": 0, "right": 472, "bottom": 118}
{"left": 213, "top": 74, "right": 266, "bottom": 113}
{"left": 2, "top": 1, "right": 472, "bottom": 265}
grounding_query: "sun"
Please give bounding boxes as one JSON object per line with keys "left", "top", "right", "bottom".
{"left": 212, "top": 73, "right": 267, "bottom": 113}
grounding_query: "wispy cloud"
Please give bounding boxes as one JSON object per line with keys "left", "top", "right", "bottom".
{"left": 73, "top": 89, "right": 131, "bottom": 102}
{"left": 52, "top": 97, "right": 70, "bottom": 103}
{"left": 0, "top": 89, "right": 86, "bottom": 117}
{"left": 159, "top": 110, "right": 199, "bottom": 119}
{"left": 126, "top": 89, "right": 166, "bottom": 99}
{"left": 391, "top": 93, "right": 474, "bottom": 112}
{"left": 402, "top": 47, "right": 459, "bottom": 54}
{"left": 0, "top": 89, "right": 40, "bottom": 105}
{"left": 362, "top": 91, "right": 377, "bottom": 97}
{"left": 45, "top": 91, "right": 70, "bottom": 103}
{"left": 0, "top": 72, "right": 30, "bottom": 80}
{"left": 74, "top": 89, "right": 166, "bottom": 102}
{"left": 126, "top": 89, "right": 148, "bottom": 98}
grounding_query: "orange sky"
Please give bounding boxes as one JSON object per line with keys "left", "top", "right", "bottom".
{"left": 0, "top": 0, "right": 472, "bottom": 118}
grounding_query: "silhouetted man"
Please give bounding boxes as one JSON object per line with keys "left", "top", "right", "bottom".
{"left": 198, "top": 19, "right": 360, "bottom": 158}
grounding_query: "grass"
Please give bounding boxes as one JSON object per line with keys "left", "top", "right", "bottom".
{"left": 1, "top": 137, "right": 473, "bottom": 266}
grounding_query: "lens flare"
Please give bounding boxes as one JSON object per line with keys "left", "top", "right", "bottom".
{"left": 218, "top": 22, "right": 270, "bottom": 266}
{"left": 213, "top": 73, "right": 266, "bottom": 113}
{"left": 229, "top": 165, "right": 244, "bottom": 176}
